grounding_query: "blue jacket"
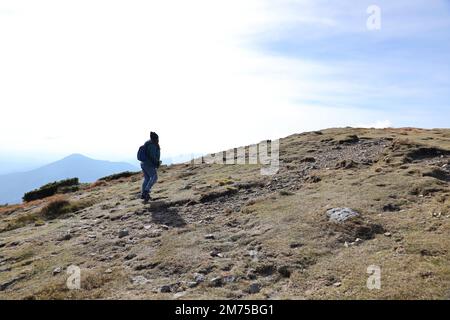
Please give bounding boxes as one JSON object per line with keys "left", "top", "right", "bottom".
{"left": 144, "top": 141, "right": 160, "bottom": 168}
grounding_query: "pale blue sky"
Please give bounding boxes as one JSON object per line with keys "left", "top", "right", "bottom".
{"left": 0, "top": 0, "right": 448, "bottom": 168}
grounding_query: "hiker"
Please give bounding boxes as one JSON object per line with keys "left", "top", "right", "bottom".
{"left": 138, "top": 131, "right": 161, "bottom": 202}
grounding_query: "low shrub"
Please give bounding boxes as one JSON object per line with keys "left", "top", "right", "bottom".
{"left": 98, "top": 171, "right": 138, "bottom": 182}
{"left": 23, "top": 178, "right": 79, "bottom": 202}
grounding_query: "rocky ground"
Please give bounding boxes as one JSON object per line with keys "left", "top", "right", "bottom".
{"left": 0, "top": 127, "right": 449, "bottom": 299}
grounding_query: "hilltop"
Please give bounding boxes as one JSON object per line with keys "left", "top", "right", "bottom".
{"left": 0, "top": 127, "right": 449, "bottom": 299}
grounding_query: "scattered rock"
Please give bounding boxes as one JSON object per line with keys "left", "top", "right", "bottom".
{"left": 57, "top": 233, "right": 72, "bottom": 241}
{"left": 132, "top": 276, "right": 150, "bottom": 286}
{"left": 118, "top": 229, "right": 129, "bottom": 238}
{"left": 289, "top": 242, "right": 303, "bottom": 249}
{"left": 248, "top": 283, "right": 261, "bottom": 294}
{"left": 326, "top": 208, "right": 360, "bottom": 223}
{"left": 194, "top": 273, "right": 206, "bottom": 283}
{"left": 333, "top": 282, "right": 342, "bottom": 287}
{"left": 160, "top": 285, "right": 172, "bottom": 293}
{"left": 210, "top": 248, "right": 222, "bottom": 257}
{"left": 204, "top": 234, "right": 215, "bottom": 240}
{"left": 52, "top": 267, "right": 62, "bottom": 276}
{"left": 104, "top": 268, "right": 113, "bottom": 274}
{"left": 124, "top": 253, "right": 137, "bottom": 260}
{"left": 173, "top": 292, "right": 187, "bottom": 299}
{"left": 210, "top": 277, "right": 223, "bottom": 287}
{"left": 187, "top": 281, "right": 198, "bottom": 288}
{"left": 384, "top": 232, "right": 392, "bottom": 237}
{"left": 223, "top": 275, "right": 236, "bottom": 283}
{"left": 248, "top": 250, "right": 258, "bottom": 260}
{"left": 246, "top": 268, "right": 257, "bottom": 280}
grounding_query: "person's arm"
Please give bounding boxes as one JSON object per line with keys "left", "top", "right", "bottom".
{"left": 147, "top": 144, "right": 160, "bottom": 167}
{"left": 155, "top": 148, "right": 161, "bottom": 168}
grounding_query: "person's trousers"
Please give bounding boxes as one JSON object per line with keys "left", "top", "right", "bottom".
{"left": 141, "top": 162, "right": 158, "bottom": 195}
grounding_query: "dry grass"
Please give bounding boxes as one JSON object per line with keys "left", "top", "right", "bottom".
{"left": 0, "top": 127, "right": 449, "bottom": 300}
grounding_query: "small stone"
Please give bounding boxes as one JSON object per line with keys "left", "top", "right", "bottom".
{"left": 248, "top": 250, "right": 258, "bottom": 260}
{"left": 132, "top": 276, "right": 149, "bottom": 285}
{"left": 118, "top": 229, "right": 129, "bottom": 238}
{"left": 210, "top": 277, "right": 223, "bottom": 287}
{"left": 204, "top": 234, "right": 215, "bottom": 240}
{"left": 333, "top": 282, "right": 342, "bottom": 287}
{"left": 210, "top": 248, "right": 221, "bottom": 257}
{"left": 52, "top": 267, "right": 62, "bottom": 275}
{"left": 173, "top": 292, "right": 186, "bottom": 299}
{"left": 248, "top": 283, "right": 261, "bottom": 294}
{"left": 384, "top": 232, "right": 392, "bottom": 237}
{"left": 223, "top": 275, "right": 235, "bottom": 283}
{"left": 160, "top": 285, "right": 172, "bottom": 293}
{"left": 144, "top": 225, "right": 152, "bottom": 230}
{"left": 246, "top": 269, "right": 257, "bottom": 280}
{"left": 194, "top": 273, "right": 206, "bottom": 283}
{"left": 105, "top": 268, "right": 113, "bottom": 274}
{"left": 124, "top": 253, "right": 137, "bottom": 260}
{"left": 58, "top": 233, "right": 72, "bottom": 241}
{"left": 289, "top": 242, "right": 303, "bottom": 249}
{"left": 187, "top": 281, "right": 198, "bottom": 288}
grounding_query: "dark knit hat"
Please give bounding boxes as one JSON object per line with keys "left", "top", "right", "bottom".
{"left": 150, "top": 131, "right": 159, "bottom": 142}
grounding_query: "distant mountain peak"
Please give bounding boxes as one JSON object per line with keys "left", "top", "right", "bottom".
{"left": 0, "top": 153, "right": 138, "bottom": 204}
{"left": 63, "top": 153, "right": 91, "bottom": 160}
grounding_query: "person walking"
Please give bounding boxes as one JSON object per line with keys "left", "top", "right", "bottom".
{"left": 137, "top": 131, "right": 160, "bottom": 202}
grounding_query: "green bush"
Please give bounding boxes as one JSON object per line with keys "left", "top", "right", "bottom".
{"left": 23, "top": 178, "right": 79, "bottom": 202}
{"left": 98, "top": 171, "right": 138, "bottom": 182}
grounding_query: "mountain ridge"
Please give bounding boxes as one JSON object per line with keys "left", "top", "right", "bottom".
{"left": 0, "top": 154, "right": 138, "bottom": 204}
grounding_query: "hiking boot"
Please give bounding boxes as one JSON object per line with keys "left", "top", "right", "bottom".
{"left": 143, "top": 193, "right": 151, "bottom": 203}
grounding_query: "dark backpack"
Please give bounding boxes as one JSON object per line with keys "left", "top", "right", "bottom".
{"left": 137, "top": 142, "right": 148, "bottom": 162}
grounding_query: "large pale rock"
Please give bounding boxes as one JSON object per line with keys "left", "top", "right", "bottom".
{"left": 326, "top": 208, "right": 360, "bottom": 223}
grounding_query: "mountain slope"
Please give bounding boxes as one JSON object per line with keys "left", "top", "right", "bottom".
{"left": 0, "top": 127, "right": 449, "bottom": 299}
{"left": 0, "top": 154, "right": 138, "bottom": 204}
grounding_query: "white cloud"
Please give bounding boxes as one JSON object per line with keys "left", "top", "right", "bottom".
{"left": 353, "top": 120, "right": 393, "bottom": 129}
{"left": 0, "top": 0, "right": 446, "bottom": 162}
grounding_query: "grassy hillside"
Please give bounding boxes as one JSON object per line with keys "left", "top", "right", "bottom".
{"left": 0, "top": 127, "right": 449, "bottom": 299}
